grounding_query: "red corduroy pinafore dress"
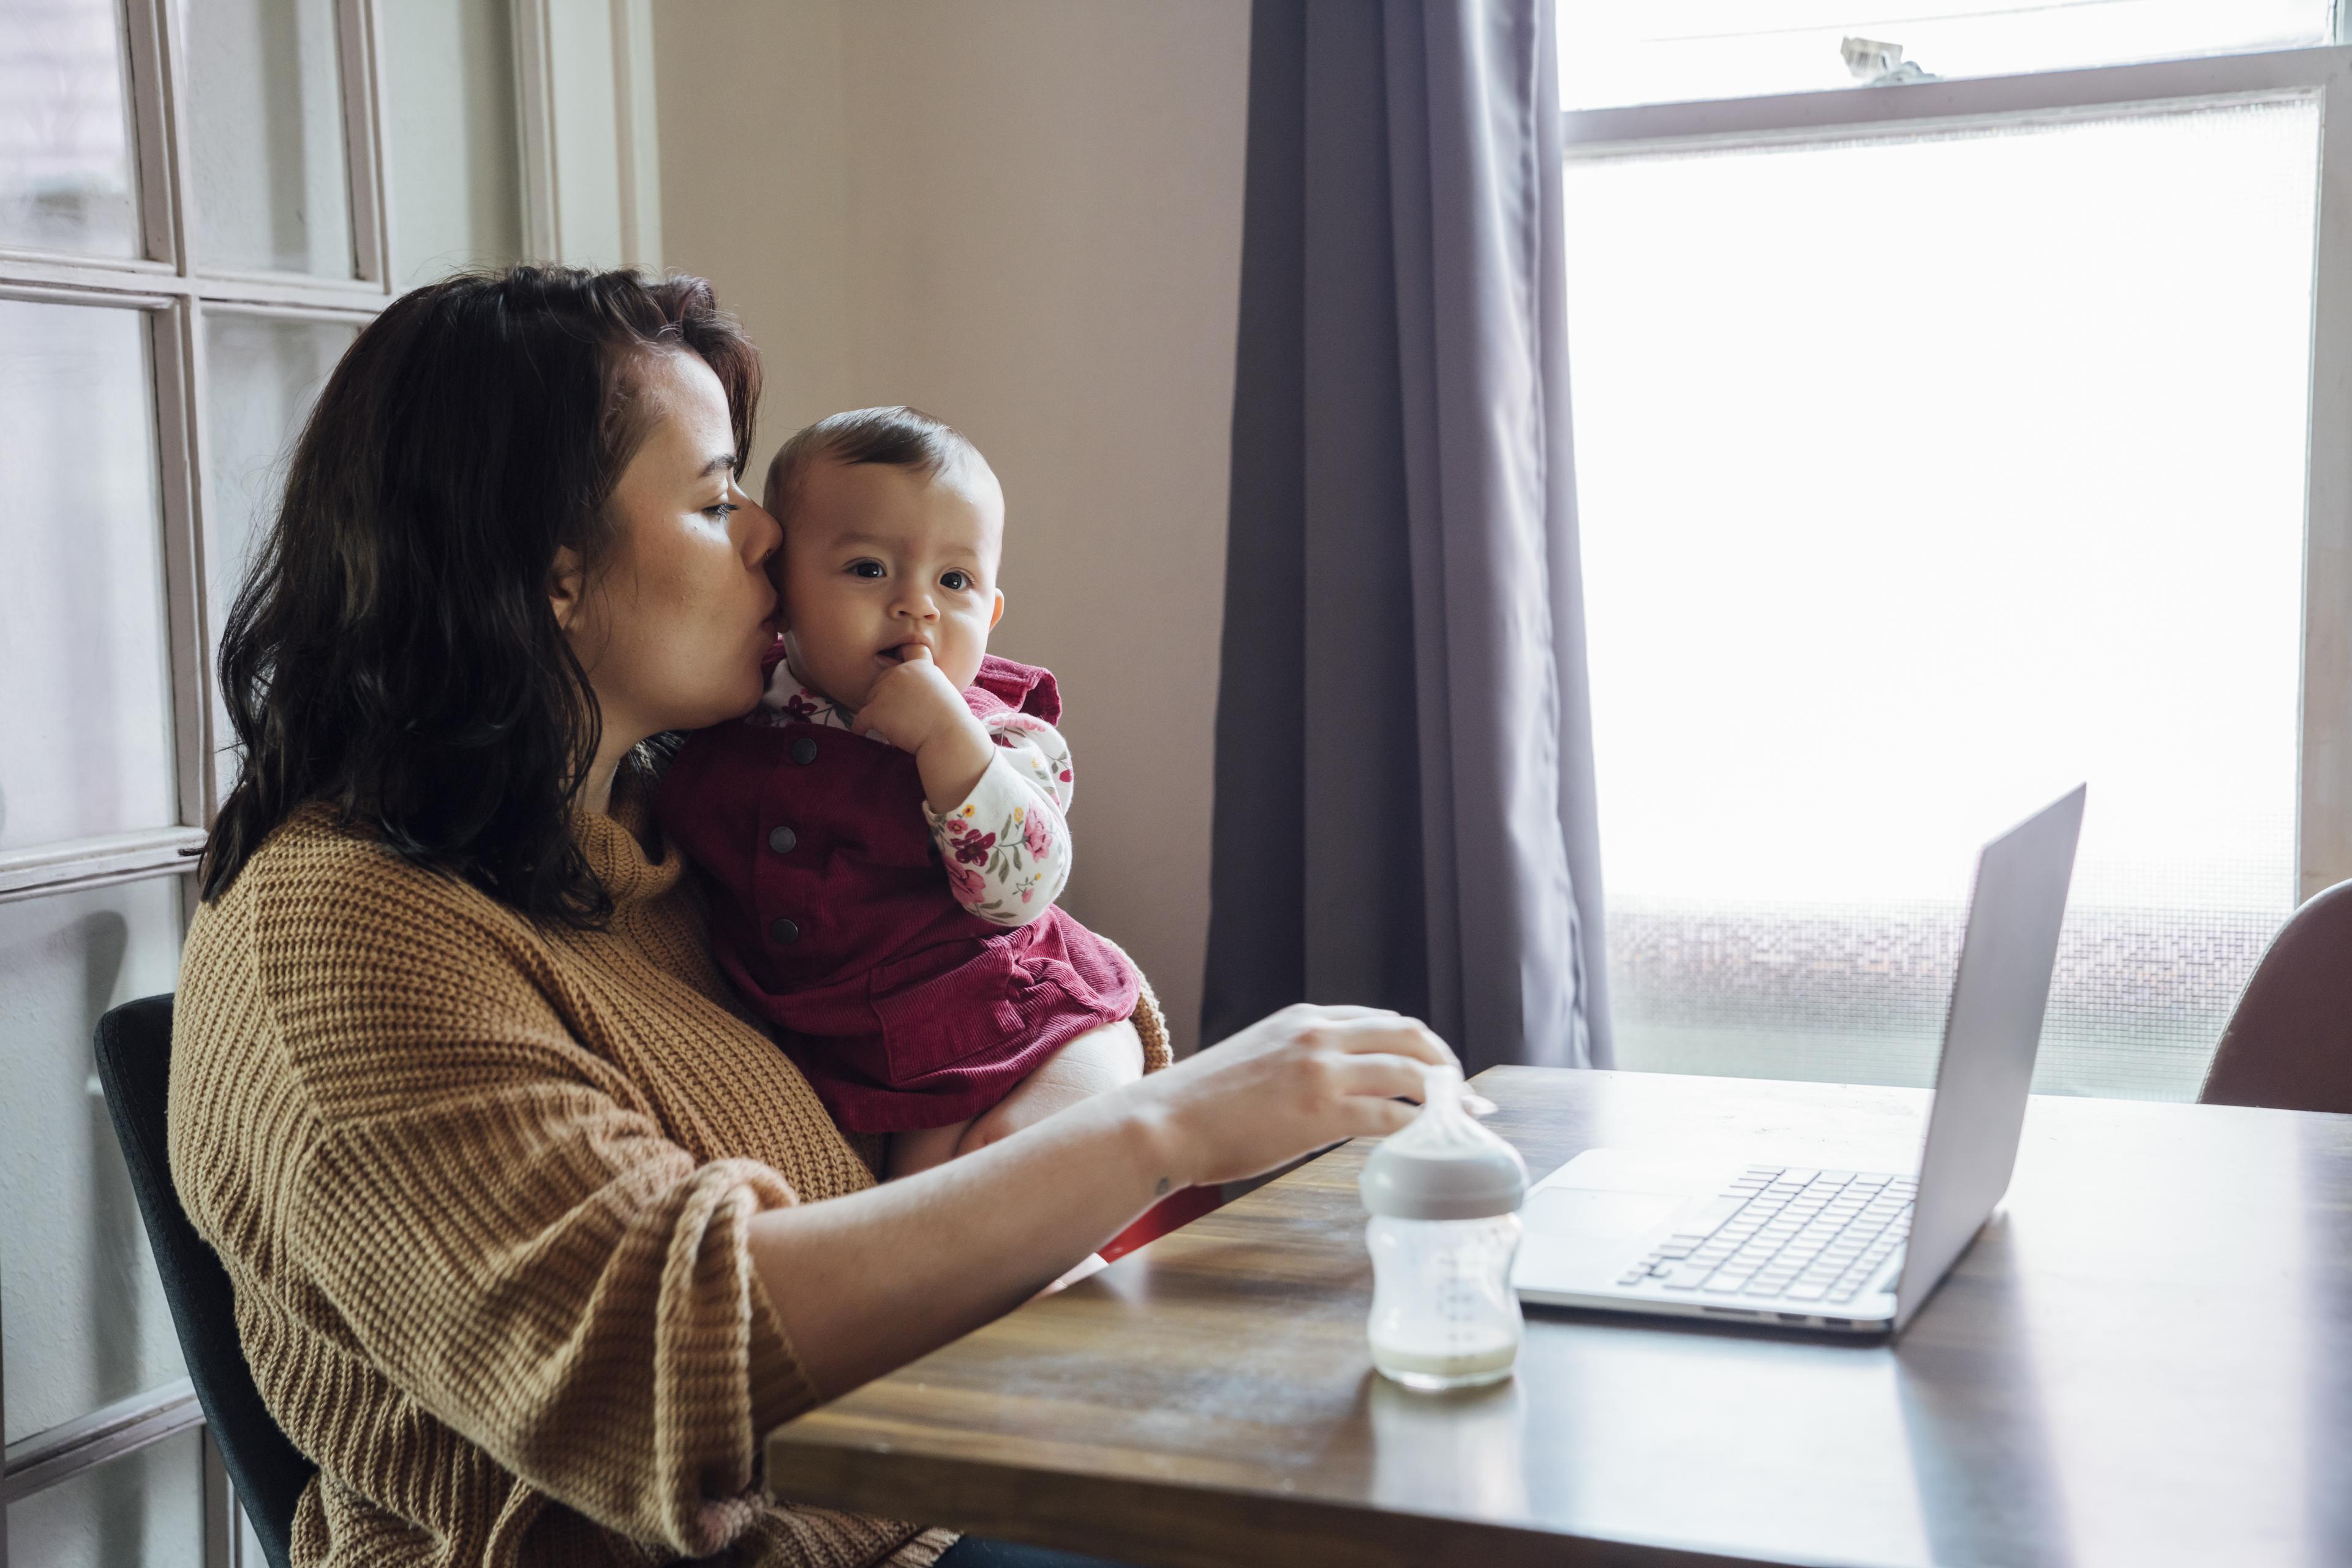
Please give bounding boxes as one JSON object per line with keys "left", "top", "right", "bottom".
{"left": 654, "top": 652, "right": 1140, "bottom": 1133}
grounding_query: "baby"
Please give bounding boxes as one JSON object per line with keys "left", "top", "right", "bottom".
{"left": 655, "top": 406, "right": 1148, "bottom": 1177}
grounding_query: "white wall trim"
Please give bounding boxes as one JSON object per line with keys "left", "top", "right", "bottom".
{"left": 512, "top": 0, "right": 563, "bottom": 262}
{"left": 612, "top": 0, "right": 662, "bottom": 271}
{"left": 0, "top": 830, "right": 207, "bottom": 903}
{"left": 336, "top": 0, "right": 393, "bottom": 287}
{"left": 513, "top": 0, "right": 656, "bottom": 269}
{"left": 1, "top": 1380, "right": 202, "bottom": 1504}
{"left": 1562, "top": 44, "right": 2352, "bottom": 155}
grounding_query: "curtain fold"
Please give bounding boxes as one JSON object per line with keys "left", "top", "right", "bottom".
{"left": 1204, "top": 0, "right": 1611, "bottom": 1071}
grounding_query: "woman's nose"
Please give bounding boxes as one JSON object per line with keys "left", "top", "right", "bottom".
{"left": 740, "top": 493, "right": 783, "bottom": 565}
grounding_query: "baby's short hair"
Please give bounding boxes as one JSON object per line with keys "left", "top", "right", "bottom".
{"left": 764, "top": 405, "right": 981, "bottom": 521}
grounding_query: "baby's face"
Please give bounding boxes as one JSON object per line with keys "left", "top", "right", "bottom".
{"left": 777, "top": 456, "right": 1006, "bottom": 709}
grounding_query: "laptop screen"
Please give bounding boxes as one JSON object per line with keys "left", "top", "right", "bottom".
{"left": 1893, "top": 785, "right": 2086, "bottom": 1328}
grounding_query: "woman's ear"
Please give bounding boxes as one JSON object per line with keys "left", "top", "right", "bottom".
{"left": 548, "top": 546, "right": 587, "bottom": 631}
{"left": 990, "top": 590, "right": 1006, "bottom": 630}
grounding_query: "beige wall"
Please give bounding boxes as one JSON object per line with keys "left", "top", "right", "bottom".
{"left": 655, "top": 0, "right": 1251, "bottom": 1052}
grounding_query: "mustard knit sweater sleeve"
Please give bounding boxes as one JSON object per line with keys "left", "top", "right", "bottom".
{"left": 267, "top": 896, "right": 805, "bottom": 1554}
{"left": 171, "top": 803, "right": 959, "bottom": 1567}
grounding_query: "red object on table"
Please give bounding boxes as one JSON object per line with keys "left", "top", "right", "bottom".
{"left": 1098, "top": 1184, "right": 1224, "bottom": 1262}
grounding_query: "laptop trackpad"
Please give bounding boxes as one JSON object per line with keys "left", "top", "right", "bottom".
{"left": 1514, "top": 1150, "right": 1735, "bottom": 1293}
{"left": 1523, "top": 1186, "right": 1684, "bottom": 1240}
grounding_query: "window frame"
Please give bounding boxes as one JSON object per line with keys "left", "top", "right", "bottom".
{"left": 0, "top": 0, "right": 391, "bottom": 1556}
{"left": 0, "top": 0, "right": 391, "bottom": 913}
{"left": 1561, "top": 38, "right": 2352, "bottom": 908}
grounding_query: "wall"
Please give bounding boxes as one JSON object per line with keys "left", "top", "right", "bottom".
{"left": 655, "top": 0, "right": 1251, "bottom": 1052}
{"left": 652, "top": 0, "right": 854, "bottom": 444}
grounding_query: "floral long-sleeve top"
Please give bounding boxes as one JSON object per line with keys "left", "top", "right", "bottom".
{"left": 752, "top": 664, "right": 1076, "bottom": 927}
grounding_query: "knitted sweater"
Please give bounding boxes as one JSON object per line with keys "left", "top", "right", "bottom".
{"left": 168, "top": 778, "right": 1169, "bottom": 1567}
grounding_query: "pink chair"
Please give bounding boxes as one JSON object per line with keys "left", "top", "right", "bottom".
{"left": 2199, "top": 879, "right": 2352, "bottom": 1115}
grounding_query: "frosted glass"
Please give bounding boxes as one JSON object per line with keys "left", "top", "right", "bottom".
{"left": 5, "top": 1428, "right": 203, "bottom": 1568}
{"left": 380, "top": 0, "right": 523, "bottom": 286}
{"left": 0, "top": 878, "right": 187, "bottom": 1442}
{"left": 181, "top": 0, "right": 353, "bottom": 276}
{"left": 1566, "top": 101, "right": 2317, "bottom": 1101}
{"left": 203, "top": 312, "right": 354, "bottom": 794}
{"left": 0, "top": 0, "right": 142, "bottom": 255}
{"left": 0, "top": 298, "right": 176, "bottom": 850}
{"left": 1561, "top": 1, "right": 2334, "bottom": 110}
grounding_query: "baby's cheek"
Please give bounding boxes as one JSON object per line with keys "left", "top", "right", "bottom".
{"left": 955, "top": 618, "right": 995, "bottom": 679}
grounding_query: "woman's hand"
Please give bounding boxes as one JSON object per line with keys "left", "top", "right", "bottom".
{"left": 751, "top": 1003, "right": 1460, "bottom": 1398}
{"left": 1133, "top": 1004, "right": 1457, "bottom": 1191}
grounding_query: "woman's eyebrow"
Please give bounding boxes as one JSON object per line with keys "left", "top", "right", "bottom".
{"left": 696, "top": 453, "right": 736, "bottom": 479}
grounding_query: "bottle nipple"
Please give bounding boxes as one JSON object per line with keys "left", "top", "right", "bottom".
{"left": 1359, "top": 1065, "right": 1528, "bottom": 1221}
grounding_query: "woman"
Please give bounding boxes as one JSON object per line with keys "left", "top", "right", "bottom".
{"left": 170, "top": 266, "right": 1449, "bottom": 1568}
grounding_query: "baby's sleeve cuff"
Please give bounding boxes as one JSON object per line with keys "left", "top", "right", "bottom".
{"left": 925, "top": 750, "right": 1072, "bottom": 927}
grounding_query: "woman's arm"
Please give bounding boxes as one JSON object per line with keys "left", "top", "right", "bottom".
{"left": 752, "top": 1005, "right": 1449, "bottom": 1396}
{"left": 212, "top": 848, "right": 820, "bottom": 1556}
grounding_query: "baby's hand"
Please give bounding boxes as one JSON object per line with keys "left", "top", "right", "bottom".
{"left": 852, "top": 647, "right": 968, "bottom": 753}
{"left": 853, "top": 646, "right": 996, "bottom": 812}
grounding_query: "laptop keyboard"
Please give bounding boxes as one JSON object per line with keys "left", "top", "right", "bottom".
{"left": 1615, "top": 1166, "right": 1914, "bottom": 1305}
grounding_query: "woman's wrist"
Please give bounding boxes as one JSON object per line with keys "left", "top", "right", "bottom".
{"left": 1107, "top": 1072, "right": 1192, "bottom": 1199}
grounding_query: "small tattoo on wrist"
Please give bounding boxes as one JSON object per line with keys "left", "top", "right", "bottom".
{"left": 1155, "top": 1177, "right": 1172, "bottom": 1196}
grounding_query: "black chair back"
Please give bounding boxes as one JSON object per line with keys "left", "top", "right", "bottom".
{"left": 94, "top": 993, "right": 315, "bottom": 1568}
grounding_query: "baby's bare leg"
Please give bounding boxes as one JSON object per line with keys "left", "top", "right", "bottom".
{"left": 954, "top": 1019, "right": 1145, "bottom": 1158}
{"left": 886, "top": 1119, "right": 972, "bottom": 1180}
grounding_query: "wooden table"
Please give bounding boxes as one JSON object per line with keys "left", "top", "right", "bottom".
{"left": 767, "top": 1068, "right": 2352, "bottom": 1567}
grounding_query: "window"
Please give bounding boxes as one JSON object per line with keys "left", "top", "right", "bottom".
{"left": 0, "top": 2, "right": 524, "bottom": 1561}
{"left": 1562, "top": 21, "right": 2352, "bottom": 1098}
{"left": 1560, "top": 2, "right": 2339, "bottom": 109}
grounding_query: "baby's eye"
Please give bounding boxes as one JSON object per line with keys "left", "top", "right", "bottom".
{"left": 846, "top": 559, "right": 886, "bottom": 579}
{"left": 940, "top": 570, "right": 973, "bottom": 592}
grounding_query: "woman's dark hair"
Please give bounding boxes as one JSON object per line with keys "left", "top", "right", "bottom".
{"left": 763, "top": 404, "right": 979, "bottom": 521}
{"left": 198, "top": 265, "right": 760, "bottom": 924}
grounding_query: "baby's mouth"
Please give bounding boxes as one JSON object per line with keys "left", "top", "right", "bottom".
{"left": 880, "top": 639, "right": 929, "bottom": 663}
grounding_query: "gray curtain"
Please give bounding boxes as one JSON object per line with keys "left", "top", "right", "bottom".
{"left": 1203, "top": 0, "right": 1611, "bottom": 1071}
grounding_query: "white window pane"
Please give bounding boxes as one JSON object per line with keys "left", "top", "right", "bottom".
{"left": 202, "top": 311, "right": 353, "bottom": 796}
{"left": 1561, "top": 1, "right": 2334, "bottom": 110}
{"left": 0, "top": 298, "right": 176, "bottom": 850}
{"left": 1567, "top": 100, "right": 2316, "bottom": 1101}
{"left": 181, "top": 0, "right": 353, "bottom": 276}
{"left": 380, "top": 0, "right": 523, "bottom": 286}
{"left": 5, "top": 1427, "right": 204, "bottom": 1568}
{"left": 0, "top": 0, "right": 143, "bottom": 255}
{"left": 0, "top": 878, "right": 187, "bottom": 1442}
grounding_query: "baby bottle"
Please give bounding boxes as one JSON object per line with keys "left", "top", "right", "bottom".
{"left": 1359, "top": 1065, "right": 1529, "bottom": 1391}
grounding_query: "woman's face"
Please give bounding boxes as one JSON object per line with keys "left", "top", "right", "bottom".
{"left": 556, "top": 350, "right": 782, "bottom": 748}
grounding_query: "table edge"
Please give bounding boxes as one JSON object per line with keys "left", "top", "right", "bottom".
{"left": 764, "top": 1428, "right": 1792, "bottom": 1568}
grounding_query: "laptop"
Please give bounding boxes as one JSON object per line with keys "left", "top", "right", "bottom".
{"left": 1512, "top": 785, "right": 2086, "bottom": 1336}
